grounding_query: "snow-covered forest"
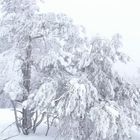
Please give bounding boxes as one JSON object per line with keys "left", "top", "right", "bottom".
{"left": 0, "top": 0, "right": 140, "bottom": 140}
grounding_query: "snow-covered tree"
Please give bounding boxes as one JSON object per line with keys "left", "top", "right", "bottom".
{"left": 0, "top": 0, "right": 41, "bottom": 134}
{"left": 0, "top": 0, "right": 87, "bottom": 135}
{"left": 0, "top": 0, "right": 140, "bottom": 139}
{"left": 54, "top": 35, "right": 140, "bottom": 140}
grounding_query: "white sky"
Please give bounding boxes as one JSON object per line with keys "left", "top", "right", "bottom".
{"left": 40, "top": 0, "right": 140, "bottom": 76}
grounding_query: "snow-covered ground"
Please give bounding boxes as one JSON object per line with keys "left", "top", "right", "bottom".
{"left": 0, "top": 109, "right": 140, "bottom": 140}
{"left": 0, "top": 109, "right": 57, "bottom": 140}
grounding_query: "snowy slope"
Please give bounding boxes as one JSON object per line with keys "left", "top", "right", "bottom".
{"left": 0, "top": 109, "right": 140, "bottom": 140}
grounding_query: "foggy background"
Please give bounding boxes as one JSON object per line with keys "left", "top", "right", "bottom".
{"left": 39, "top": 0, "right": 140, "bottom": 78}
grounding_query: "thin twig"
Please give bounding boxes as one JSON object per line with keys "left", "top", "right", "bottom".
{"left": 0, "top": 118, "right": 23, "bottom": 134}
{"left": 0, "top": 122, "right": 15, "bottom": 134}
{"left": 0, "top": 134, "right": 19, "bottom": 140}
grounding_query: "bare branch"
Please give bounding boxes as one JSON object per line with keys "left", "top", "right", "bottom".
{"left": 34, "top": 112, "right": 46, "bottom": 131}
{"left": 33, "top": 111, "right": 38, "bottom": 133}
{"left": 11, "top": 100, "right": 21, "bottom": 133}
{"left": 31, "top": 35, "right": 44, "bottom": 40}
{"left": 0, "top": 122, "right": 15, "bottom": 134}
{"left": 0, "top": 134, "right": 19, "bottom": 140}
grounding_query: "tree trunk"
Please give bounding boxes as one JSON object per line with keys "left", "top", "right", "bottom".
{"left": 21, "top": 36, "right": 32, "bottom": 135}
{"left": 22, "top": 108, "right": 32, "bottom": 135}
